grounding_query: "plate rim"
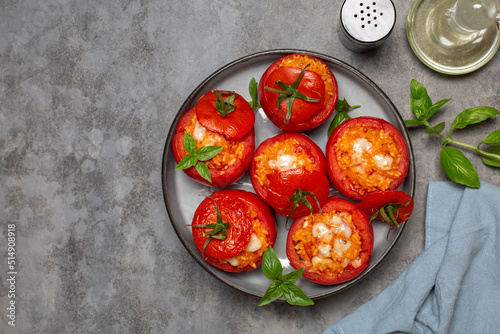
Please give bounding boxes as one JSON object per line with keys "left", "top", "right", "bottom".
{"left": 161, "top": 48, "right": 416, "bottom": 301}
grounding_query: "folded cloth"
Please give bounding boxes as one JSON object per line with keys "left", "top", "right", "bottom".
{"left": 322, "top": 181, "right": 500, "bottom": 334}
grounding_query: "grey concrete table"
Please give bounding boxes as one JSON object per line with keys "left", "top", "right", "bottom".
{"left": 1, "top": 1, "right": 499, "bottom": 333}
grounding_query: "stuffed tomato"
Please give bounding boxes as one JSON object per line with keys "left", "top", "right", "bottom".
{"left": 190, "top": 189, "right": 277, "bottom": 272}
{"left": 258, "top": 53, "right": 338, "bottom": 132}
{"left": 326, "top": 117, "right": 409, "bottom": 200}
{"left": 173, "top": 90, "right": 255, "bottom": 187}
{"left": 250, "top": 132, "right": 329, "bottom": 219}
{"left": 286, "top": 196, "right": 373, "bottom": 285}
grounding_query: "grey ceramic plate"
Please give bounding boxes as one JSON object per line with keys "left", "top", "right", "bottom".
{"left": 161, "top": 49, "right": 415, "bottom": 301}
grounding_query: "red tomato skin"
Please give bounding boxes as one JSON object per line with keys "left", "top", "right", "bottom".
{"left": 250, "top": 132, "right": 328, "bottom": 204}
{"left": 286, "top": 196, "right": 374, "bottom": 285}
{"left": 258, "top": 54, "right": 338, "bottom": 132}
{"left": 192, "top": 193, "right": 252, "bottom": 260}
{"left": 173, "top": 107, "right": 255, "bottom": 188}
{"left": 263, "top": 67, "right": 325, "bottom": 124}
{"left": 326, "top": 117, "right": 409, "bottom": 200}
{"left": 191, "top": 189, "right": 277, "bottom": 273}
{"left": 357, "top": 190, "right": 414, "bottom": 222}
{"left": 267, "top": 168, "right": 330, "bottom": 218}
{"left": 196, "top": 90, "right": 255, "bottom": 139}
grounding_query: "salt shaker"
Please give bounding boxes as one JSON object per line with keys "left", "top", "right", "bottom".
{"left": 338, "top": 0, "right": 397, "bottom": 53}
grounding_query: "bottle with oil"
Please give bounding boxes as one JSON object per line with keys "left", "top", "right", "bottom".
{"left": 407, "top": 0, "right": 500, "bottom": 74}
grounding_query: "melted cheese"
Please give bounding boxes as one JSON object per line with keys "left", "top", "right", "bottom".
{"left": 328, "top": 215, "right": 352, "bottom": 239}
{"left": 374, "top": 154, "right": 393, "bottom": 170}
{"left": 268, "top": 154, "right": 298, "bottom": 171}
{"left": 253, "top": 137, "right": 317, "bottom": 188}
{"left": 245, "top": 233, "right": 262, "bottom": 253}
{"left": 335, "top": 124, "right": 402, "bottom": 195}
{"left": 192, "top": 121, "right": 207, "bottom": 142}
{"left": 312, "top": 223, "right": 333, "bottom": 242}
{"left": 333, "top": 239, "right": 352, "bottom": 256}
{"left": 292, "top": 210, "right": 363, "bottom": 276}
{"left": 225, "top": 257, "right": 239, "bottom": 266}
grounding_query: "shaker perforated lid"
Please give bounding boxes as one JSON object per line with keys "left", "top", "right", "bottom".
{"left": 339, "top": 0, "right": 396, "bottom": 51}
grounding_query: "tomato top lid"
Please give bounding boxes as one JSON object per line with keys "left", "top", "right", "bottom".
{"left": 196, "top": 90, "right": 255, "bottom": 139}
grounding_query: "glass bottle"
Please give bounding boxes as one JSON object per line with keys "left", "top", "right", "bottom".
{"left": 407, "top": 0, "right": 500, "bottom": 74}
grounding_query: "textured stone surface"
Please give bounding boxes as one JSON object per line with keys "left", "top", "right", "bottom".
{"left": 1, "top": 0, "right": 499, "bottom": 333}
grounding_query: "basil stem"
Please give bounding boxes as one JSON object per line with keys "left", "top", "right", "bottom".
{"left": 406, "top": 79, "right": 499, "bottom": 188}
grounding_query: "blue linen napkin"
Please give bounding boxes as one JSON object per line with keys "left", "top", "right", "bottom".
{"left": 322, "top": 181, "right": 500, "bottom": 334}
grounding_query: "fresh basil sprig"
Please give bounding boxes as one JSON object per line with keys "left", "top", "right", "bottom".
{"left": 248, "top": 77, "right": 261, "bottom": 109}
{"left": 405, "top": 79, "right": 500, "bottom": 188}
{"left": 175, "top": 131, "right": 223, "bottom": 183}
{"left": 327, "top": 98, "right": 361, "bottom": 136}
{"left": 258, "top": 247, "right": 314, "bottom": 306}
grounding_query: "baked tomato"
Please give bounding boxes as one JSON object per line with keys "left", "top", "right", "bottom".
{"left": 326, "top": 117, "right": 409, "bottom": 200}
{"left": 250, "top": 132, "right": 329, "bottom": 219}
{"left": 357, "top": 190, "right": 414, "bottom": 232}
{"left": 286, "top": 196, "right": 373, "bottom": 285}
{"left": 172, "top": 93, "right": 255, "bottom": 187}
{"left": 258, "top": 53, "right": 338, "bottom": 132}
{"left": 190, "top": 189, "right": 277, "bottom": 272}
{"left": 195, "top": 90, "right": 255, "bottom": 139}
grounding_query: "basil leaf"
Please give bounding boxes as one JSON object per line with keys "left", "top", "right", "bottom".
{"left": 479, "top": 146, "right": 500, "bottom": 167}
{"left": 183, "top": 131, "right": 196, "bottom": 154}
{"left": 410, "top": 79, "right": 432, "bottom": 121}
{"left": 282, "top": 267, "right": 305, "bottom": 284}
{"left": 440, "top": 146, "right": 480, "bottom": 188}
{"left": 481, "top": 130, "right": 500, "bottom": 145}
{"left": 261, "top": 247, "right": 282, "bottom": 281}
{"left": 195, "top": 145, "right": 223, "bottom": 161}
{"left": 282, "top": 284, "right": 314, "bottom": 306}
{"left": 404, "top": 119, "right": 424, "bottom": 126}
{"left": 249, "top": 77, "right": 261, "bottom": 109}
{"left": 194, "top": 162, "right": 212, "bottom": 183}
{"left": 175, "top": 155, "right": 196, "bottom": 170}
{"left": 427, "top": 99, "right": 451, "bottom": 120}
{"left": 452, "top": 107, "right": 500, "bottom": 130}
{"left": 258, "top": 281, "right": 284, "bottom": 306}
{"left": 424, "top": 122, "right": 445, "bottom": 134}
{"left": 327, "top": 111, "right": 349, "bottom": 136}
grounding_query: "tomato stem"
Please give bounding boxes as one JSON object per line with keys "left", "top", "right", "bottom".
{"left": 213, "top": 90, "right": 236, "bottom": 117}
{"left": 187, "top": 196, "right": 230, "bottom": 258}
{"left": 264, "top": 64, "right": 322, "bottom": 128}
{"left": 284, "top": 188, "right": 321, "bottom": 228}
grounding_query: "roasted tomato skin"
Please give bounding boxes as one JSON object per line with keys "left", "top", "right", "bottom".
{"left": 286, "top": 196, "right": 373, "bottom": 285}
{"left": 191, "top": 189, "right": 277, "bottom": 273}
{"left": 196, "top": 90, "right": 255, "bottom": 139}
{"left": 258, "top": 53, "right": 338, "bottom": 132}
{"left": 266, "top": 168, "right": 330, "bottom": 218}
{"left": 250, "top": 132, "right": 328, "bottom": 205}
{"left": 172, "top": 107, "right": 255, "bottom": 188}
{"left": 326, "top": 116, "right": 409, "bottom": 200}
{"left": 357, "top": 190, "right": 414, "bottom": 222}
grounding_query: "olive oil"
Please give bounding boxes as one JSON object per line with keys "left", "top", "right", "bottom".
{"left": 407, "top": 0, "right": 500, "bottom": 74}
